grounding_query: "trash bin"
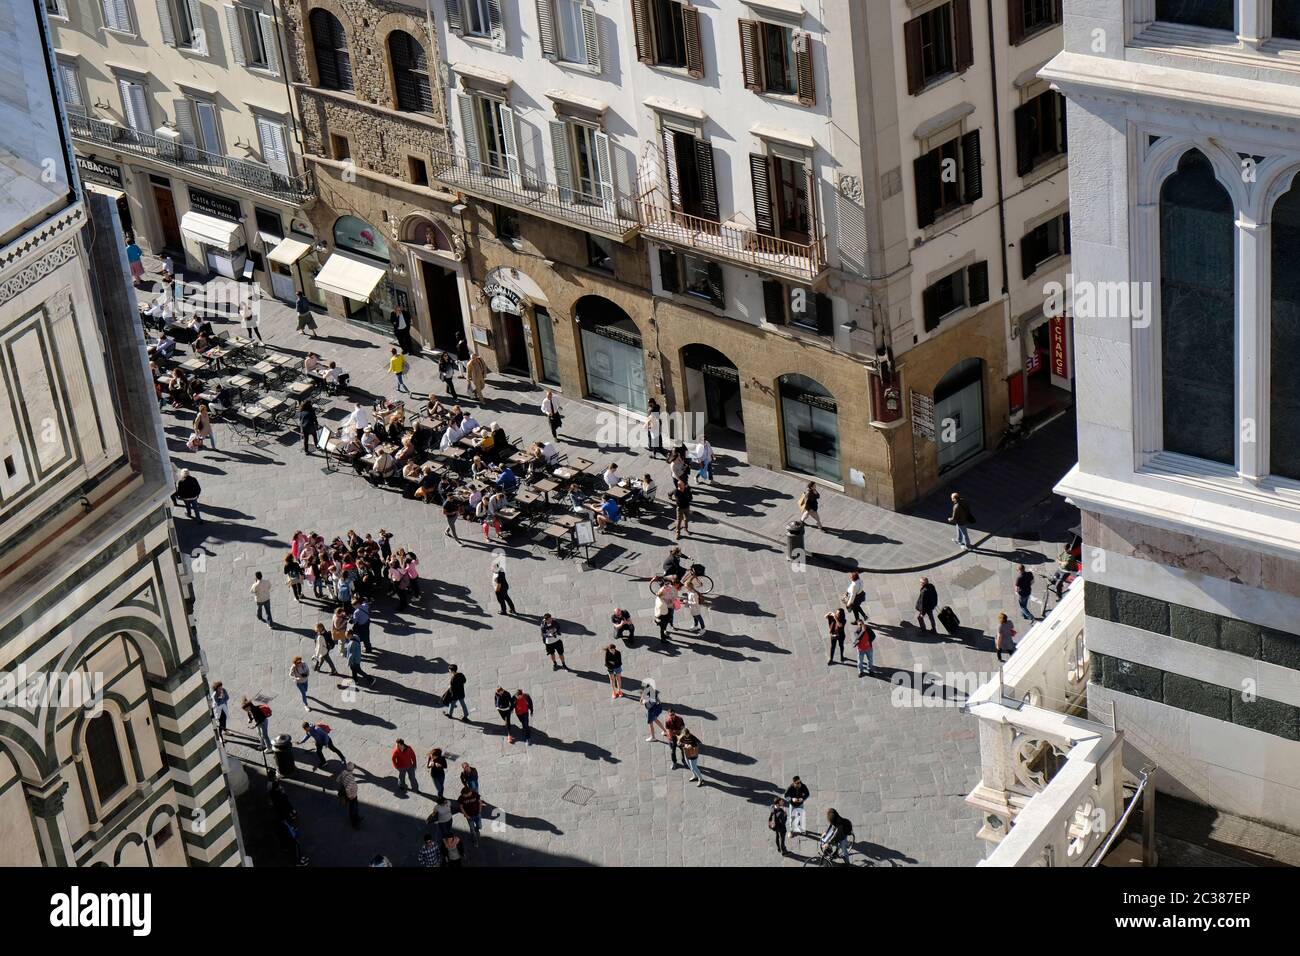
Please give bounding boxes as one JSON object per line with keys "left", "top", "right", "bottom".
{"left": 271, "top": 733, "right": 296, "bottom": 777}
{"left": 786, "top": 520, "right": 806, "bottom": 560}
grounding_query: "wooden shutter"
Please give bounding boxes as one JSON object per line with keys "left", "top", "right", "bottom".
{"left": 739, "top": 19, "right": 762, "bottom": 91}
{"left": 706, "top": 262, "right": 725, "bottom": 309}
{"left": 1014, "top": 103, "right": 1034, "bottom": 176}
{"left": 487, "top": 0, "right": 504, "bottom": 47}
{"left": 694, "top": 139, "right": 719, "bottom": 222}
{"left": 922, "top": 282, "right": 941, "bottom": 332}
{"left": 173, "top": 98, "right": 197, "bottom": 157}
{"left": 261, "top": 13, "right": 280, "bottom": 74}
{"left": 1020, "top": 227, "right": 1039, "bottom": 280}
{"left": 582, "top": 2, "right": 601, "bottom": 71}
{"left": 550, "top": 120, "right": 573, "bottom": 200}
{"left": 662, "top": 127, "right": 682, "bottom": 210}
{"left": 445, "top": 0, "right": 464, "bottom": 35}
{"left": 794, "top": 31, "right": 815, "bottom": 106}
{"left": 156, "top": 0, "right": 177, "bottom": 45}
{"left": 457, "top": 92, "right": 481, "bottom": 170}
{"left": 750, "top": 153, "right": 774, "bottom": 236}
{"left": 813, "top": 293, "right": 834, "bottom": 335}
{"left": 258, "top": 116, "right": 290, "bottom": 175}
{"left": 913, "top": 150, "right": 940, "bottom": 228}
{"left": 683, "top": 4, "right": 704, "bottom": 78}
{"left": 961, "top": 130, "right": 982, "bottom": 203}
{"left": 1063, "top": 213, "right": 1071, "bottom": 255}
{"left": 537, "top": 0, "right": 558, "bottom": 59}
{"left": 226, "top": 4, "right": 246, "bottom": 65}
{"left": 631, "top": 0, "right": 653, "bottom": 63}
{"left": 594, "top": 130, "right": 614, "bottom": 206}
{"left": 903, "top": 16, "right": 924, "bottom": 95}
{"left": 967, "top": 260, "right": 989, "bottom": 307}
{"left": 659, "top": 248, "right": 680, "bottom": 293}
{"left": 1008, "top": 0, "right": 1025, "bottom": 45}
{"left": 500, "top": 105, "right": 520, "bottom": 182}
{"left": 187, "top": 0, "right": 206, "bottom": 53}
{"left": 762, "top": 279, "right": 785, "bottom": 324}
{"left": 58, "top": 63, "right": 84, "bottom": 110}
{"left": 1057, "top": 92, "right": 1068, "bottom": 155}
{"left": 953, "top": 0, "right": 974, "bottom": 72}
{"left": 804, "top": 163, "right": 820, "bottom": 247}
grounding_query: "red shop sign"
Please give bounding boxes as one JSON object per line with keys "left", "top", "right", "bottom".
{"left": 1050, "top": 316, "right": 1069, "bottom": 378}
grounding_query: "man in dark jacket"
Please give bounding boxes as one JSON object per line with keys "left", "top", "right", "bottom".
{"left": 948, "top": 492, "right": 974, "bottom": 549}
{"left": 784, "top": 776, "right": 811, "bottom": 835}
{"left": 391, "top": 306, "right": 415, "bottom": 354}
{"left": 916, "top": 576, "right": 939, "bottom": 632}
{"left": 444, "top": 664, "right": 468, "bottom": 720}
{"left": 298, "top": 400, "right": 320, "bottom": 455}
{"left": 173, "top": 469, "right": 202, "bottom": 520}
{"left": 1015, "top": 563, "right": 1036, "bottom": 621}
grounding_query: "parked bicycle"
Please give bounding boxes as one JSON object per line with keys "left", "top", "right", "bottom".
{"left": 648, "top": 564, "right": 714, "bottom": 595}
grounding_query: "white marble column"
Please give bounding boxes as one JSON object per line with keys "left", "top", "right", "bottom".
{"left": 1236, "top": 215, "right": 1269, "bottom": 482}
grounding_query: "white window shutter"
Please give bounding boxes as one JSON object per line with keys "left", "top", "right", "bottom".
{"left": 500, "top": 104, "right": 520, "bottom": 184}
{"left": 121, "top": 81, "right": 149, "bottom": 132}
{"left": 594, "top": 129, "right": 613, "bottom": 208}
{"left": 456, "top": 92, "right": 480, "bottom": 173}
{"left": 258, "top": 116, "right": 290, "bottom": 175}
{"left": 260, "top": 13, "right": 279, "bottom": 74}
{"left": 487, "top": 0, "right": 504, "bottom": 49}
{"left": 581, "top": 1, "right": 600, "bottom": 72}
{"left": 661, "top": 126, "right": 681, "bottom": 210}
{"left": 173, "top": 97, "right": 197, "bottom": 161}
{"left": 225, "top": 5, "right": 245, "bottom": 65}
{"left": 186, "top": 0, "right": 207, "bottom": 53}
{"left": 536, "top": 0, "right": 557, "bottom": 59}
{"left": 549, "top": 120, "right": 572, "bottom": 202}
{"left": 155, "top": 0, "right": 177, "bottom": 44}
{"left": 59, "top": 63, "right": 84, "bottom": 110}
{"left": 115, "top": 0, "right": 132, "bottom": 31}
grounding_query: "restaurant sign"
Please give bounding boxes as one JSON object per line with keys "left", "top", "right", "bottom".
{"left": 188, "top": 187, "right": 242, "bottom": 222}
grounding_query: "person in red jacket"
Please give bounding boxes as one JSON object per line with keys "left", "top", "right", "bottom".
{"left": 512, "top": 689, "right": 534, "bottom": 745}
{"left": 855, "top": 623, "right": 876, "bottom": 678}
{"left": 392, "top": 738, "right": 419, "bottom": 792}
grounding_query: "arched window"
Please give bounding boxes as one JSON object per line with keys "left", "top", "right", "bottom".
{"left": 778, "top": 373, "right": 839, "bottom": 481}
{"left": 1159, "top": 150, "right": 1235, "bottom": 466}
{"left": 86, "top": 712, "right": 128, "bottom": 805}
{"left": 310, "top": 9, "right": 353, "bottom": 92}
{"left": 1271, "top": 179, "right": 1300, "bottom": 480}
{"left": 388, "top": 31, "right": 432, "bottom": 113}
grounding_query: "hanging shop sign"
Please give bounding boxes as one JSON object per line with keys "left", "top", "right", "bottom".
{"left": 76, "top": 155, "right": 124, "bottom": 188}
{"left": 483, "top": 272, "right": 525, "bottom": 316}
{"left": 1050, "top": 316, "right": 1069, "bottom": 378}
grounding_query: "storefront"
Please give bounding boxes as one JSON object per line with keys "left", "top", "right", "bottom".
{"left": 682, "top": 344, "right": 743, "bottom": 445}
{"left": 1011, "top": 310, "right": 1074, "bottom": 426}
{"left": 75, "top": 156, "right": 133, "bottom": 238}
{"left": 934, "top": 357, "right": 985, "bottom": 472}
{"left": 265, "top": 236, "right": 313, "bottom": 302}
{"left": 575, "top": 294, "right": 647, "bottom": 412}
{"left": 778, "top": 373, "right": 840, "bottom": 483}
{"left": 316, "top": 215, "right": 392, "bottom": 325}
{"left": 182, "top": 187, "right": 247, "bottom": 278}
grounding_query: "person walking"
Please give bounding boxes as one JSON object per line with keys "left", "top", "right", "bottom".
{"left": 844, "top": 571, "right": 867, "bottom": 624}
{"left": 311, "top": 622, "right": 338, "bottom": 674}
{"left": 211, "top": 681, "right": 230, "bottom": 743}
{"left": 193, "top": 403, "right": 216, "bottom": 452}
{"left": 294, "top": 290, "right": 318, "bottom": 336}
{"left": 392, "top": 738, "right": 419, "bottom": 792}
{"left": 646, "top": 397, "right": 663, "bottom": 458}
{"left": 679, "top": 727, "right": 704, "bottom": 785}
{"left": 855, "top": 621, "right": 876, "bottom": 677}
{"left": 643, "top": 683, "right": 666, "bottom": 741}
{"left": 826, "top": 608, "right": 848, "bottom": 665}
{"left": 798, "top": 482, "right": 823, "bottom": 530}
{"left": 125, "top": 237, "right": 145, "bottom": 286}
{"left": 351, "top": 595, "right": 373, "bottom": 654}
{"left": 442, "top": 495, "right": 462, "bottom": 545}
{"left": 250, "top": 571, "right": 273, "bottom": 627}
{"left": 459, "top": 762, "right": 479, "bottom": 794}
{"left": 995, "top": 612, "right": 1018, "bottom": 663}
{"left": 299, "top": 720, "right": 345, "bottom": 767}
{"left": 239, "top": 292, "right": 263, "bottom": 342}
{"left": 344, "top": 633, "right": 374, "bottom": 686}
{"left": 289, "top": 656, "right": 311, "bottom": 710}
{"left": 297, "top": 400, "right": 319, "bottom": 455}
{"left": 915, "top": 576, "right": 939, "bottom": 632}
{"left": 693, "top": 436, "right": 714, "bottom": 483}
{"left": 429, "top": 797, "right": 455, "bottom": 841}
{"left": 949, "top": 492, "right": 974, "bottom": 549}
{"left": 174, "top": 469, "right": 202, "bottom": 521}
{"left": 664, "top": 708, "right": 685, "bottom": 768}
{"left": 336, "top": 762, "right": 361, "bottom": 828}
{"left": 769, "top": 797, "right": 789, "bottom": 856}
{"left": 459, "top": 786, "right": 484, "bottom": 845}
{"left": 417, "top": 832, "right": 442, "bottom": 867}
{"left": 444, "top": 664, "right": 468, "bottom": 721}
{"left": 492, "top": 564, "right": 516, "bottom": 615}
{"left": 466, "top": 350, "right": 487, "bottom": 403}
{"left": 540, "top": 613, "right": 567, "bottom": 670}
{"left": 1015, "top": 563, "right": 1036, "bottom": 622}
{"left": 426, "top": 746, "right": 448, "bottom": 797}
{"left": 283, "top": 553, "right": 305, "bottom": 603}
{"left": 672, "top": 478, "right": 693, "bottom": 539}
{"left": 653, "top": 580, "right": 677, "bottom": 644}
{"left": 494, "top": 685, "right": 515, "bottom": 737}
{"left": 681, "top": 574, "right": 706, "bottom": 634}
{"left": 441, "top": 832, "right": 465, "bottom": 868}
{"left": 605, "top": 644, "right": 624, "bottom": 699}
{"left": 512, "top": 688, "right": 533, "bottom": 745}
{"left": 388, "top": 347, "right": 410, "bottom": 394}
{"left": 438, "top": 351, "right": 458, "bottom": 399}
{"left": 390, "top": 305, "right": 415, "bottom": 354}
{"left": 541, "top": 389, "right": 562, "bottom": 440}
{"left": 242, "top": 697, "right": 273, "bottom": 751}
{"left": 784, "top": 776, "right": 810, "bottom": 836}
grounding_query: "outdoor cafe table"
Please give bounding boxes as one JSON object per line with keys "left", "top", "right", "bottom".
{"left": 567, "top": 456, "right": 595, "bottom": 471}
{"left": 533, "top": 478, "right": 560, "bottom": 502}
{"left": 606, "top": 484, "right": 631, "bottom": 501}
{"left": 178, "top": 357, "right": 207, "bottom": 374}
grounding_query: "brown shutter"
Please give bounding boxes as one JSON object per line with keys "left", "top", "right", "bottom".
{"left": 739, "top": 19, "right": 762, "bottom": 91}
{"left": 954, "top": 0, "right": 974, "bottom": 73}
{"left": 662, "top": 127, "right": 683, "bottom": 210}
{"left": 794, "top": 32, "right": 815, "bottom": 106}
{"left": 695, "top": 139, "right": 719, "bottom": 222}
{"left": 762, "top": 279, "right": 786, "bottom": 324}
{"left": 961, "top": 129, "right": 982, "bottom": 203}
{"left": 659, "top": 248, "right": 680, "bottom": 293}
{"left": 904, "top": 16, "right": 924, "bottom": 94}
{"left": 683, "top": 4, "right": 704, "bottom": 78}
{"left": 1014, "top": 103, "right": 1034, "bottom": 176}
{"left": 913, "top": 150, "right": 940, "bottom": 228}
{"left": 1008, "top": 0, "right": 1024, "bottom": 46}
{"left": 631, "top": 0, "right": 653, "bottom": 63}
{"left": 750, "top": 153, "right": 774, "bottom": 236}
{"left": 804, "top": 162, "right": 819, "bottom": 247}
{"left": 967, "top": 260, "right": 989, "bottom": 307}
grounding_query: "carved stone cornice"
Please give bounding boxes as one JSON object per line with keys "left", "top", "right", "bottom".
{"left": 0, "top": 202, "right": 85, "bottom": 282}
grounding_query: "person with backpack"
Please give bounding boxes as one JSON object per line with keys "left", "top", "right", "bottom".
{"left": 784, "top": 776, "right": 810, "bottom": 836}
{"left": 798, "top": 481, "right": 823, "bottom": 530}
{"left": 855, "top": 622, "right": 877, "bottom": 677}
{"left": 312, "top": 622, "right": 338, "bottom": 674}
{"left": 664, "top": 708, "right": 685, "bottom": 768}
{"left": 769, "top": 797, "right": 789, "bottom": 856}
{"left": 336, "top": 762, "right": 361, "bottom": 828}
{"left": 541, "top": 613, "right": 567, "bottom": 670}
{"left": 948, "top": 492, "right": 974, "bottom": 549}
{"left": 643, "top": 683, "right": 666, "bottom": 742}
{"left": 679, "top": 727, "right": 704, "bottom": 785}
{"left": 392, "top": 738, "right": 419, "bottom": 792}
{"left": 242, "top": 696, "right": 273, "bottom": 751}
{"left": 299, "top": 720, "right": 346, "bottom": 768}
{"left": 444, "top": 664, "right": 468, "bottom": 720}
{"left": 605, "top": 644, "right": 624, "bottom": 699}
{"left": 511, "top": 688, "right": 533, "bottom": 745}
{"left": 915, "top": 576, "right": 939, "bottom": 633}
{"left": 426, "top": 746, "right": 448, "bottom": 797}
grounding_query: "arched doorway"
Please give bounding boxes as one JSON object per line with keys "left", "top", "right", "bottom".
{"left": 576, "top": 295, "right": 647, "bottom": 412}
{"left": 405, "top": 216, "right": 467, "bottom": 356}
{"left": 934, "top": 357, "right": 985, "bottom": 472}
{"left": 682, "top": 344, "right": 744, "bottom": 450}
{"left": 484, "top": 267, "right": 549, "bottom": 377}
{"left": 778, "top": 373, "right": 839, "bottom": 482}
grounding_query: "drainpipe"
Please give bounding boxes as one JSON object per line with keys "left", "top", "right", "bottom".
{"left": 269, "top": 0, "right": 306, "bottom": 159}
{"left": 985, "top": 0, "right": 1011, "bottom": 298}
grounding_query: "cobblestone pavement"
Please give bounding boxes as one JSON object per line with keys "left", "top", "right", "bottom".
{"left": 152, "top": 269, "right": 1080, "bottom": 866}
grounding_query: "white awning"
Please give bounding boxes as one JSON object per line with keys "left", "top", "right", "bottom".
{"left": 83, "top": 181, "right": 126, "bottom": 201}
{"left": 267, "top": 236, "right": 312, "bottom": 266}
{"left": 180, "top": 211, "right": 243, "bottom": 252}
{"left": 314, "top": 253, "right": 387, "bottom": 302}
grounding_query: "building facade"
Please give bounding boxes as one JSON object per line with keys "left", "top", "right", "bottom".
{"left": 46, "top": 0, "right": 314, "bottom": 302}
{"left": 1045, "top": 0, "right": 1300, "bottom": 830}
{"left": 0, "top": 0, "right": 240, "bottom": 866}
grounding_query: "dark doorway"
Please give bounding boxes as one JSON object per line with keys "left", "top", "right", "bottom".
{"left": 498, "top": 310, "right": 530, "bottom": 375}
{"left": 151, "top": 177, "right": 183, "bottom": 253}
{"left": 682, "top": 344, "right": 744, "bottom": 452}
{"left": 421, "top": 259, "right": 467, "bottom": 356}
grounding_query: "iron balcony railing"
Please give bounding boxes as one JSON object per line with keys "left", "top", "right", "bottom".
{"left": 68, "top": 113, "right": 314, "bottom": 205}
{"left": 429, "top": 147, "right": 640, "bottom": 243}
{"left": 637, "top": 188, "right": 827, "bottom": 284}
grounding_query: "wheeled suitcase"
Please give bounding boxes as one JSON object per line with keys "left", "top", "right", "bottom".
{"left": 937, "top": 605, "right": 961, "bottom": 635}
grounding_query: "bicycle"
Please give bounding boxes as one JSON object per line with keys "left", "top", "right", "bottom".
{"left": 648, "top": 566, "right": 714, "bottom": 596}
{"left": 801, "top": 834, "right": 858, "bottom": 867}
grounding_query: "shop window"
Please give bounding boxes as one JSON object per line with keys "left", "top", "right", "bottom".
{"left": 779, "top": 373, "right": 839, "bottom": 483}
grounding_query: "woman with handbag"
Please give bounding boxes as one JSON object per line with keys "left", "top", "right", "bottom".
{"left": 679, "top": 728, "right": 704, "bottom": 786}
{"left": 768, "top": 797, "right": 789, "bottom": 855}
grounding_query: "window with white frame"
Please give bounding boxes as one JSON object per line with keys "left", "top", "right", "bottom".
{"left": 256, "top": 114, "right": 291, "bottom": 176}
{"left": 100, "top": 0, "right": 135, "bottom": 33}
{"left": 456, "top": 91, "right": 517, "bottom": 178}
{"left": 117, "top": 77, "right": 151, "bottom": 134}
{"left": 631, "top": 0, "right": 704, "bottom": 77}
{"left": 156, "top": 0, "right": 206, "bottom": 52}
{"left": 550, "top": 117, "right": 612, "bottom": 205}
{"left": 538, "top": 0, "right": 600, "bottom": 69}
{"left": 45, "top": 0, "right": 68, "bottom": 18}
{"left": 738, "top": 18, "right": 815, "bottom": 104}
{"left": 227, "top": 4, "right": 279, "bottom": 73}
{"left": 57, "top": 60, "right": 85, "bottom": 112}
{"left": 174, "top": 94, "right": 222, "bottom": 158}
{"left": 750, "top": 147, "right": 816, "bottom": 246}
{"left": 446, "top": 0, "right": 503, "bottom": 42}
